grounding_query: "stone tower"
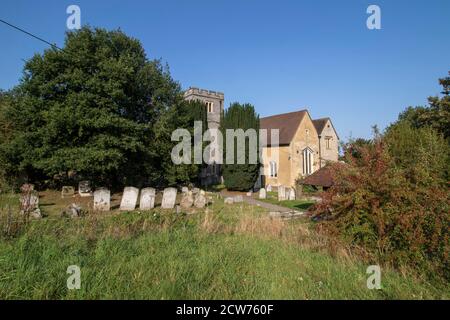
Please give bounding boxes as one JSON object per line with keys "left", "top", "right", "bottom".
{"left": 183, "top": 87, "right": 225, "bottom": 186}
{"left": 183, "top": 87, "right": 224, "bottom": 130}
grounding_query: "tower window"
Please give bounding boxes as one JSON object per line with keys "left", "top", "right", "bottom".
{"left": 206, "top": 101, "right": 214, "bottom": 113}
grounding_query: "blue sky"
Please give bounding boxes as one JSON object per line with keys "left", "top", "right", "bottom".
{"left": 1, "top": 0, "right": 449, "bottom": 139}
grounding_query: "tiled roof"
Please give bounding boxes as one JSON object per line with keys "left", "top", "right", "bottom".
{"left": 312, "top": 118, "right": 329, "bottom": 135}
{"left": 260, "top": 110, "right": 307, "bottom": 146}
{"left": 301, "top": 165, "right": 335, "bottom": 187}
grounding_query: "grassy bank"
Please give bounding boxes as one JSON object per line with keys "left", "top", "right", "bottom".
{"left": 0, "top": 193, "right": 447, "bottom": 299}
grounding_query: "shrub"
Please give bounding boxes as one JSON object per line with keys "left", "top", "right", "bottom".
{"left": 222, "top": 103, "right": 260, "bottom": 191}
{"left": 312, "top": 139, "right": 449, "bottom": 280}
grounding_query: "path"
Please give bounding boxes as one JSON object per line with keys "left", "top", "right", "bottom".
{"left": 219, "top": 190, "right": 306, "bottom": 219}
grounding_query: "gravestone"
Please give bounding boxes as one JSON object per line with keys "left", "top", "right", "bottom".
{"left": 61, "top": 186, "right": 75, "bottom": 198}
{"left": 78, "top": 181, "right": 92, "bottom": 197}
{"left": 266, "top": 185, "right": 272, "bottom": 192}
{"left": 120, "top": 187, "right": 139, "bottom": 211}
{"left": 181, "top": 186, "right": 189, "bottom": 194}
{"left": 224, "top": 197, "right": 234, "bottom": 205}
{"left": 162, "top": 188, "right": 177, "bottom": 209}
{"left": 139, "top": 188, "right": 156, "bottom": 210}
{"left": 180, "top": 191, "right": 194, "bottom": 208}
{"left": 288, "top": 188, "right": 296, "bottom": 200}
{"left": 20, "top": 190, "right": 41, "bottom": 218}
{"left": 61, "top": 203, "right": 82, "bottom": 218}
{"left": 259, "top": 188, "right": 267, "bottom": 199}
{"left": 194, "top": 193, "right": 206, "bottom": 208}
{"left": 94, "top": 188, "right": 110, "bottom": 212}
{"left": 278, "top": 185, "right": 286, "bottom": 201}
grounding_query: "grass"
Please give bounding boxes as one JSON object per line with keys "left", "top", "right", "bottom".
{"left": 0, "top": 191, "right": 448, "bottom": 299}
{"left": 258, "top": 191, "right": 316, "bottom": 211}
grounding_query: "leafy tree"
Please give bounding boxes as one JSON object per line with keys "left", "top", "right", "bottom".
{"left": 384, "top": 122, "right": 449, "bottom": 184}
{"left": 221, "top": 103, "right": 260, "bottom": 191}
{"left": 397, "top": 72, "right": 450, "bottom": 140}
{"left": 312, "top": 140, "right": 449, "bottom": 280}
{"left": 340, "top": 137, "right": 373, "bottom": 160}
{"left": 0, "top": 27, "right": 183, "bottom": 189}
{"left": 153, "top": 99, "right": 208, "bottom": 187}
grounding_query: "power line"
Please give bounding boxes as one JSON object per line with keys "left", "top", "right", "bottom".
{"left": 0, "top": 18, "right": 62, "bottom": 51}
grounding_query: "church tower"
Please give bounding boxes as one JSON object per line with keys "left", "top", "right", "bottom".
{"left": 183, "top": 87, "right": 224, "bottom": 186}
{"left": 183, "top": 87, "right": 224, "bottom": 130}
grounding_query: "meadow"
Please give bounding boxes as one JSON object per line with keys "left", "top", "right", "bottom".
{"left": 0, "top": 192, "right": 447, "bottom": 300}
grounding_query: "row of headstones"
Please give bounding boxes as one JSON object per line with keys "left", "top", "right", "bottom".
{"left": 93, "top": 186, "right": 207, "bottom": 212}
{"left": 258, "top": 185, "right": 296, "bottom": 201}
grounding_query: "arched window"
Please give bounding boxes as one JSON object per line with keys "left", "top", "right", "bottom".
{"left": 302, "top": 148, "right": 314, "bottom": 176}
{"left": 269, "top": 161, "right": 278, "bottom": 178}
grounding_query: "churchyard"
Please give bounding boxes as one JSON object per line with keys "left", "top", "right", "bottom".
{"left": 0, "top": 184, "right": 448, "bottom": 299}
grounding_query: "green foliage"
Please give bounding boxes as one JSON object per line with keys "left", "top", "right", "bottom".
{"left": 0, "top": 27, "right": 186, "bottom": 189}
{"left": 315, "top": 74, "right": 450, "bottom": 280}
{"left": 340, "top": 137, "right": 373, "bottom": 160}
{"left": 0, "top": 91, "right": 15, "bottom": 191}
{"left": 384, "top": 122, "right": 449, "bottom": 184}
{"left": 397, "top": 72, "right": 450, "bottom": 140}
{"left": 313, "top": 139, "right": 449, "bottom": 280}
{"left": 153, "top": 99, "right": 208, "bottom": 187}
{"left": 0, "top": 199, "right": 446, "bottom": 299}
{"left": 221, "top": 103, "right": 260, "bottom": 191}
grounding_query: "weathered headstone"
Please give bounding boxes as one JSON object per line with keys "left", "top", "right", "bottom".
{"left": 259, "top": 188, "right": 267, "bottom": 199}
{"left": 278, "top": 185, "right": 286, "bottom": 201}
{"left": 194, "top": 193, "right": 206, "bottom": 208}
{"left": 224, "top": 197, "right": 234, "bottom": 205}
{"left": 20, "top": 183, "right": 34, "bottom": 193}
{"left": 94, "top": 188, "right": 110, "bottom": 212}
{"left": 20, "top": 190, "right": 41, "bottom": 218}
{"left": 78, "top": 181, "right": 92, "bottom": 197}
{"left": 161, "top": 188, "right": 177, "bottom": 209}
{"left": 61, "top": 203, "right": 82, "bottom": 218}
{"left": 266, "top": 185, "right": 272, "bottom": 192}
{"left": 181, "top": 186, "right": 189, "bottom": 194}
{"left": 288, "top": 188, "right": 296, "bottom": 200}
{"left": 180, "top": 191, "right": 194, "bottom": 208}
{"left": 120, "top": 187, "right": 139, "bottom": 211}
{"left": 61, "top": 186, "right": 75, "bottom": 198}
{"left": 139, "top": 188, "right": 156, "bottom": 210}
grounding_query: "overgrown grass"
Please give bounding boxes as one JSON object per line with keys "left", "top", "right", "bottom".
{"left": 0, "top": 192, "right": 447, "bottom": 299}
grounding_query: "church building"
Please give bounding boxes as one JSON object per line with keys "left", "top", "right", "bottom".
{"left": 184, "top": 87, "right": 339, "bottom": 188}
{"left": 260, "top": 110, "right": 339, "bottom": 188}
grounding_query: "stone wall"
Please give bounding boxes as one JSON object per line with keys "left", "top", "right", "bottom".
{"left": 318, "top": 119, "right": 339, "bottom": 167}
{"left": 183, "top": 87, "right": 224, "bottom": 129}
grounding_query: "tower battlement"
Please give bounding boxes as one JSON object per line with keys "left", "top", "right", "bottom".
{"left": 184, "top": 87, "right": 224, "bottom": 100}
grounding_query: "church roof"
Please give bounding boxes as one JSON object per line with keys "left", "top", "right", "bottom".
{"left": 312, "top": 117, "right": 340, "bottom": 139}
{"left": 312, "top": 118, "right": 329, "bottom": 135}
{"left": 260, "top": 110, "right": 308, "bottom": 146}
{"left": 301, "top": 165, "right": 335, "bottom": 187}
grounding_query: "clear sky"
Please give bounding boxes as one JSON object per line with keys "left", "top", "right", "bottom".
{"left": 1, "top": 0, "right": 449, "bottom": 139}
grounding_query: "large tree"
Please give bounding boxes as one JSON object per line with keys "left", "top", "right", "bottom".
{"left": 0, "top": 27, "right": 183, "bottom": 189}
{"left": 221, "top": 103, "right": 260, "bottom": 191}
{"left": 153, "top": 99, "right": 208, "bottom": 187}
{"left": 396, "top": 72, "right": 450, "bottom": 140}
